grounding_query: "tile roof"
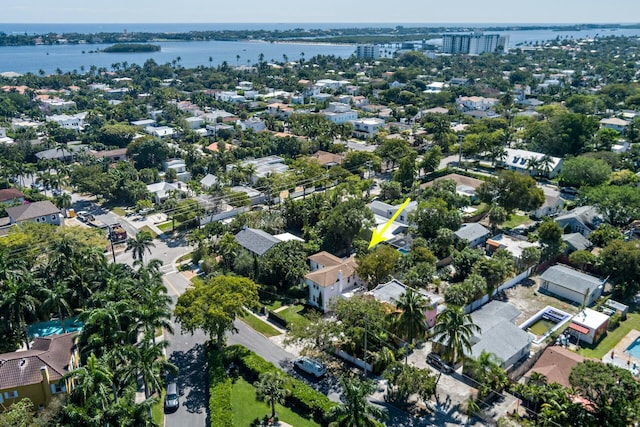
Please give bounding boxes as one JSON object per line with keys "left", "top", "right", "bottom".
{"left": 5, "top": 201, "right": 60, "bottom": 222}
{"left": 235, "top": 228, "right": 280, "bottom": 256}
{"left": 308, "top": 251, "right": 343, "bottom": 268}
{"left": 0, "top": 333, "right": 76, "bottom": 389}
{"left": 305, "top": 255, "right": 357, "bottom": 287}
{"left": 525, "top": 346, "right": 587, "bottom": 387}
{"left": 0, "top": 188, "right": 25, "bottom": 202}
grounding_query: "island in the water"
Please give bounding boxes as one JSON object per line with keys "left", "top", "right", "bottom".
{"left": 102, "top": 43, "right": 161, "bottom": 53}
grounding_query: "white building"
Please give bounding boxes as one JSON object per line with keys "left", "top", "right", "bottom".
{"left": 600, "top": 117, "right": 629, "bottom": 134}
{"left": 501, "top": 148, "right": 563, "bottom": 178}
{"left": 45, "top": 112, "right": 87, "bottom": 131}
{"left": 145, "top": 126, "right": 175, "bottom": 138}
{"left": 238, "top": 117, "right": 267, "bottom": 132}
{"left": 40, "top": 98, "right": 76, "bottom": 112}
{"left": 457, "top": 96, "right": 499, "bottom": 112}
{"left": 0, "top": 127, "right": 14, "bottom": 144}
{"left": 539, "top": 265, "right": 605, "bottom": 307}
{"left": 568, "top": 308, "right": 609, "bottom": 345}
{"left": 322, "top": 103, "right": 358, "bottom": 124}
{"left": 355, "top": 44, "right": 380, "bottom": 59}
{"left": 184, "top": 116, "right": 204, "bottom": 129}
{"left": 352, "top": 118, "right": 385, "bottom": 138}
{"left": 305, "top": 251, "right": 361, "bottom": 312}
{"left": 442, "top": 33, "right": 509, "bottom": 54}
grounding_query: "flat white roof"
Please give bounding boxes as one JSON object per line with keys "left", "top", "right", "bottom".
{"left": 572, "top": 308, "right": 609, "bottom": 330}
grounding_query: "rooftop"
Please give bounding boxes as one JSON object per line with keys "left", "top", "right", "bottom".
{"left": 525, "top": 346, "right": 587, "bottom": 387}
{"left": 235, "top": 228, "right": 280, "bottom": 256}
{"left": 572, "top": 307, "right": 610, "bottom": 330}
{"left": 539, "top": 264, "right": 604, "bottom": 295}
{"left": 6, "top": 201, "right": 60, "bottom": 222}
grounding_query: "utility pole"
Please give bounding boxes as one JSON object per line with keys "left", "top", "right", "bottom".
{"left": 458, "top": 134, "right": 464, "bottom": 167}
{"left": 365, "top": 161, "right": 373, "bottom": 197}
{"left": 363, "top": 314, "right": 368, "bottom": 378}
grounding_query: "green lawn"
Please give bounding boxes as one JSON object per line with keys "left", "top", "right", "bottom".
{"left": 231, "top": 377, "right": 321, "bottom": 427}
{"left": 266, "top": 301, "right": 284, "bottom": 311}
{"left": 502, "top": 214, "right": 533, "bottom": 229}
{"left": 157, "top": 221, "right": 176, "bottom": 233}
{"left": 277, "top": 304, "right": 308, "bottom": 327}
{"left": 139, "top": 225, "right": 158, "bottom": 239}
{"left": 176, "top": 252, "right": 193, "bottom": 264}
{"left": 111, "top": 207, "right": 127, "bottom": 216}
{"left": 578, "top": 312, "right": 640, "bottom": 359}
{"left": 240, "top": 310, "right": 282, "bottom": 337}
{"left": 152, "top": 389, "right": 165, "bottom": 426}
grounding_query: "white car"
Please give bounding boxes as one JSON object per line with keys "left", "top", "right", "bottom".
{"left": 293, "top": 356, "right": 326, "bottom": 378}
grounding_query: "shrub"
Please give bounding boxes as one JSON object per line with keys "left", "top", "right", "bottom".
{"left": 209, "top": 349, "right": 233, "bottom": 427}
{"left": 223, "top": 345, "right": 336, "bottom": 423}
{"left": 608, "top": 313, "right": 621, "bottom": 331}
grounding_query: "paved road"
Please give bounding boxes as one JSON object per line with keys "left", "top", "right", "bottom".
{"left": 164, "top": 272, "right": 208, "bottom": 427}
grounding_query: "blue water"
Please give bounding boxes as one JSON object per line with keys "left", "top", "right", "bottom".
{"left": 0, "top": 39, "right": 356, "bottom": 74}
{"left": 2, "top": 24, "right": 640, "bottom": 74}
{"left": 28, "top": 317, "right": 83, "bottom": 338}
{"left": 626, "top": 338, "right": 640, "bottom": 359}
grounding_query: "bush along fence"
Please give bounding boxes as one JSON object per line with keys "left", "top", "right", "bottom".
{"left": 213, "top": 344, "right": 337, "bottom": 426}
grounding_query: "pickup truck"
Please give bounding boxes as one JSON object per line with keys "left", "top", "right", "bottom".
{"left": 108, "top": 223, "right": 128, "bottom": 243}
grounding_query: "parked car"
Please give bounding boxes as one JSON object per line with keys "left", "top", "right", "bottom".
{"left": 164, "top": 382, "right": 179, "bottom": 412}
{"left": 426, "top": 353, "right": 453, "bottom": 373}
{"left": 560, "top": 186, "right": 578, "bottom": 196}
{"left": 293, "top": 356, "right": 326, "bottom": 378}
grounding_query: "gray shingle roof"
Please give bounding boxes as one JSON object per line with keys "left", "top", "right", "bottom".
{"left": 235, "top": 228, "right": 280, "bottom": 256}
{"left": 454, "top": 223, "right": 490, "bottom": 242}
{"left": 6, "top": 200, "right": 60, "bottom": 222}
{"left": 562, "top": 233, "right": 592, "bottom": 251}
{"left": 539, "top": 265, "right": 604, "bottom": 295}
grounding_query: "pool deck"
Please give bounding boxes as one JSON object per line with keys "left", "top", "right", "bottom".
{"left": 603, "top": 329, "right": 640, "bottom": 375}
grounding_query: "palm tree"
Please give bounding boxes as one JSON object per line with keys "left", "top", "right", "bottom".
{"left": 41, "top": 281, "right": 73, "bottom": 333}
{"left": 539, "top": 154, "right": 555, "bottom": 177}
{"left": 391, "top": 288, "right": 430, "bottom": 346}
{"left": 216, "top": 232, "right": 239, "bottom": 271}
{"left": 432, "top": 305, "right": 480, "bottom": 367}
{"left": 254, "top": 371, "right": 290, "bottom": 419}
{"left": 62, "top": 352, "right": 113, "bottom": 409}
{"left": 1, "top": 276, "right": 40, "bottom": 349}
{"left": 328, "top": 376, "right": 387, "bottom": 427}
{"left": 125, "top": 231, "right": 156, "bottom": 262}
{"left": 54, "top": 192, "right": 72, "bottom": 214}
{"left": 123, "top": 341, "right": 178, "bottom": 420}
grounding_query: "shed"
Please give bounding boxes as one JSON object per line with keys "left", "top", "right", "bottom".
{"left": 568, "top": 308, "right": 609, "bottom": 345}
{"left": 539, "top": 265, "right": 605, "bottom": 306}
{"left": 605, "top": 299, "right": 629, "bottom": 319}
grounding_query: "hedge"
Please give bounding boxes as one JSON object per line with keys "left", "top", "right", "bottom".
{"left": 224, "top": 345, "right": 337, "bottom": 424}
{"left": 209, "top": 349, "right": 233, "bottom": 427}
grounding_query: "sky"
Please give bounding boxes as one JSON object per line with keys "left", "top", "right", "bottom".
{"left": 2, "top": 0, "right": 640, "bottom": 24}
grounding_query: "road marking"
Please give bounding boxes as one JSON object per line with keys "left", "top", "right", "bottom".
{"left": 163, "top": 274, "right": 181, "bottom": 297}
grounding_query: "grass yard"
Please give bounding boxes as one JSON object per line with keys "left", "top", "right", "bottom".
{"left": 111, "top": 207, "right": 127, "bottom": 216}
{"left": 157, "top": 221, "right": 176, "bottom": 233}
{"left": 502, "top": 214, "right": 533, "bottom": 229}
{"left": 240, "top": 309, "right": 282, "bottom": 337}
{"left": 151, "top": 389, "right": 165, "bottom": 426}
{"left": 578, "top": 312, "right": 640, "bottom": 359}
{"left": 277, "top": 304, "right": 309, "bottom": 327}
{"left": 139, "top": 225, "right": 158, "bottom": 239}
{"left": 176, "top": 252, "right": 193, "bottom": 264}
{"left": 265, "top": 301, "right": 284, "bottom": 311}
{"left": 231, "top": 377, "right": 321, "bottom": 427}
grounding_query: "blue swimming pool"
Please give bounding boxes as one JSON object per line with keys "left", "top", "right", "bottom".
{"left": 626, "top": 338, "right": 640, "bottom": 359}
{"left": 28, "top": 318, "right": 83, "bottom": 338}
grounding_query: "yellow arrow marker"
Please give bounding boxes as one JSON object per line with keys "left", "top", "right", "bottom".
{"left": 368, "top": 197, "right": 411, "bottom": 249}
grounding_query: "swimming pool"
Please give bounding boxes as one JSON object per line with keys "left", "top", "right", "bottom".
{"left": 626, "top": 338, "right": 640, "bottom": 359}
{"left": 28, "top": 317, "right": 83, "bottom": 338}
{"left": 519, "top": 306, "right": 572, "bottom": 344}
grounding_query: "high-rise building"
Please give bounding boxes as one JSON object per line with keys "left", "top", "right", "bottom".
{"left": 442, "top": 33, "right": 509, "bottom": 55}
{"left": 355, "top": 44, "right": 381, "bottom": 59}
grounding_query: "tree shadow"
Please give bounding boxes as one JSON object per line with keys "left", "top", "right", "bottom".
{"left": 168, "top": 343, "right": 208, "bottom": 416}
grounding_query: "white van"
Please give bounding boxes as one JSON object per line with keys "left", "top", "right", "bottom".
{"left": 293, "top": 356, "right": 326, "bottom": 378}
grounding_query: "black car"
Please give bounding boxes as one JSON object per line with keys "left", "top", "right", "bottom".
{"left": 426, "top": 353, "right": 453, "bottom": 373}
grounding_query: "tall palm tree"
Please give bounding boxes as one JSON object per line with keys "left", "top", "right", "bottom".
{"left": 328, "top": 376, "right": 387, "bottom": 427}
{"left": 432, "top": 305, "right": 480, "bottom": 366}
{"left": 254, "top": 371, "right": 290, "bottom": 419}
{"left": 62, "top": 352, "right": 113, "bottom": 409}
{"left": 54, "top": 192, "right": 72, "bottom": 214}
{"left": 216, "top": 232, "right": 239, "bottom": 271}
{"left": 41, "top": 281, "right": 73, "bottom": 333}
{"left": 539, "top": 154, "right": 555, "bottom": 177}
{"left": 123, "top": 341, "right": 178, "bottom": 420}
{"left": 391, "top": 288, "right": 430, "bottom": 346}
{"left": 125, "top": 231, "right": 156, "bottom": 262}
{"left": 1, "top": 276, "right": 40, "bottom": 349}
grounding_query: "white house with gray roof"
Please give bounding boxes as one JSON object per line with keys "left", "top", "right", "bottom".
{"left": 555, "top": 206, "right": 602, "bottom": 237}
{"left": 500, "top": 148, "right": 563, "bottom": 178}
{"left": 467, "top": 301, "right": 532, "bottom": 369}
{"left": 539, "top": 264, "right": 605, "bottom": 306}
{"left": 235, "top": 227, "right": 281, "bottom": 257}
{"left": 6, "top": 201, "right": 61, "bottom": 226}
{"left": 454, "top": 223, "right": 490, "bottom": 248}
